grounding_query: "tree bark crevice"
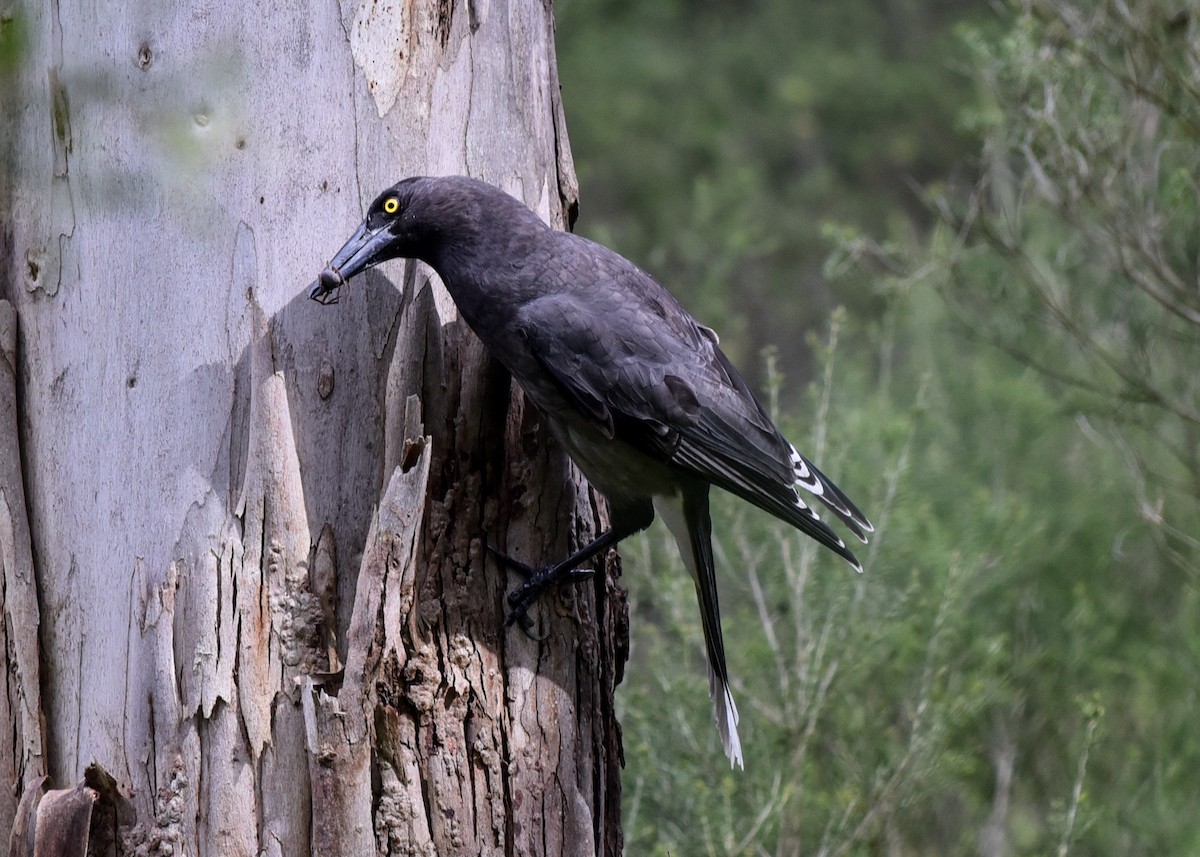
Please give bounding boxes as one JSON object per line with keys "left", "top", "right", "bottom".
{"left": 0, "top": 299, "right": 47, "bottom": 838}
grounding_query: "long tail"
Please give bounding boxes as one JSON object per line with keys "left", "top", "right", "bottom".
{"left": 654, "top": 491, "right": 744, "bottom": 769}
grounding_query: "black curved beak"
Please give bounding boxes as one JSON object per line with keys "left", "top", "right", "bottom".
{"left": 308, "top": 220, "right": 394, "bottom": 305}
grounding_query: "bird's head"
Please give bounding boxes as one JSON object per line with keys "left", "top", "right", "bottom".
{"left": 308, "top": 175, "right": 546, "bottom": 305}
{"left": 308, "top": 178, "right": 433, "bottom": 305}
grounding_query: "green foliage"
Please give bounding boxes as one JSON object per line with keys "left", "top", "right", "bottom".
{"left": 937, "top": 0, "right": 1200, "bottom": 562}
{"left": 557, "top": 0, "right": 1199, "bottom": 853}
{"left": 617, "top": 292, "right": 1198, "bottom": 855}
{"left": 555, "top": 0, "right": 986, "bottom": 386}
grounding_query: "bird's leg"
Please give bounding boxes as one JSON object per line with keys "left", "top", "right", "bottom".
{"left": 489, "top": 500, "right": 655, "bottom": 637}
{"left": 488, "top": 528, "right": 624, "bottom": 634}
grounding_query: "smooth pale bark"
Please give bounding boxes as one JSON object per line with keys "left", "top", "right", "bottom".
{"left": 1, "top": 0, "right": 624, "bottom": 853}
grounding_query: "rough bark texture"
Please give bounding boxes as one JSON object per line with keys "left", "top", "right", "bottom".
{"left": 0, "top": 300, "right": 46, "bottom": 845}
{"left": 1, "top": 0, "right": 624, "bottom": 853}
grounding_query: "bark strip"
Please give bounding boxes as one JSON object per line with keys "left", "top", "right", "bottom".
{"left": 0, "top": 300, "right": 47, "bottom": 838}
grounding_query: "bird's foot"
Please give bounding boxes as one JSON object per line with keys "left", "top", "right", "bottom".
{"left": 486, "top": 542, "right": 595, "bottom": 639}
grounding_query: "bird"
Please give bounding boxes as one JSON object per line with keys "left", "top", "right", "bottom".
{"left": 308, "top": 175, "right": 872, "bottom": 768}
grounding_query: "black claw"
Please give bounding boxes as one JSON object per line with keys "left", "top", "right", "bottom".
{"left": 505, "top": 565, "right": 572, "bottom": 607}
{"left": 486, "top": 537, "right": 597, "bottom": 638}
{"left": 486, "top": 540, "right": 537, "bottom": 578}
{"left": 565, "top": 568, "right": 596, "bottom": 584}
{"left": 505, "top": 603, "right": 549, "bottom": 640}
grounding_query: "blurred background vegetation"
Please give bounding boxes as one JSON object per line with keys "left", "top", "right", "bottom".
{"left": 556, "top": 0, "right": 1200, "bottom": 854}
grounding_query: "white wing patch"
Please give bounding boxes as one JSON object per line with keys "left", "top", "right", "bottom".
{"left": 786, "top": 480, "right": 846, "bottom": 549}
{"left": 789, "top": 444, "right": 825, "bottom": 496}
{"left": 789, "top": 442, "right": 874, "bottom": 543}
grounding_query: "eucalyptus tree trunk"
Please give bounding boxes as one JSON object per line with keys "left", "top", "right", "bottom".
{"left": 0, "top": 0, "right": 625, "bottom": 854}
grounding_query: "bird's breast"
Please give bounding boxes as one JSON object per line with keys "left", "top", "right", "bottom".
{"left": 544, "top": 412, "right": 680, "bottom": 501}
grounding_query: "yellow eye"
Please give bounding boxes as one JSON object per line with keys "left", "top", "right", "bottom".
{"left": 383, "top": 197, "right": 400, "bottom": 214}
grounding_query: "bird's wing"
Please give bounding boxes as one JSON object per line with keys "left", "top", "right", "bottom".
{"left": 517, "top": 254, "right": 867, "bottom": 564}
{"left": 673, "top": 346, "right": 872, "bottom": 546}
{"left": 656, "top": 353, "right": 865, "bottom": 567}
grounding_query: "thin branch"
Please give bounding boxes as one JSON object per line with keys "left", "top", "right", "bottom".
{"left": 1056, "top": 714, "right": 1101, "bottom": 857}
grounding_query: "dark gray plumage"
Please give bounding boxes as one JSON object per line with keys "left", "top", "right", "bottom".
{"left": 309, "top": 176, "right": 872, "bottom": 768}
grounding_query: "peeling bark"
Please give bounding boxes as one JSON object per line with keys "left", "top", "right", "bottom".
{"left": 8, "top": 765, "right": 136, "bottom": 857}
{"left": 0, "top": 300, "right": 47, "bottom": 842}
{"left": 2, "top": 0, "right": 623, "bottom": 852}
